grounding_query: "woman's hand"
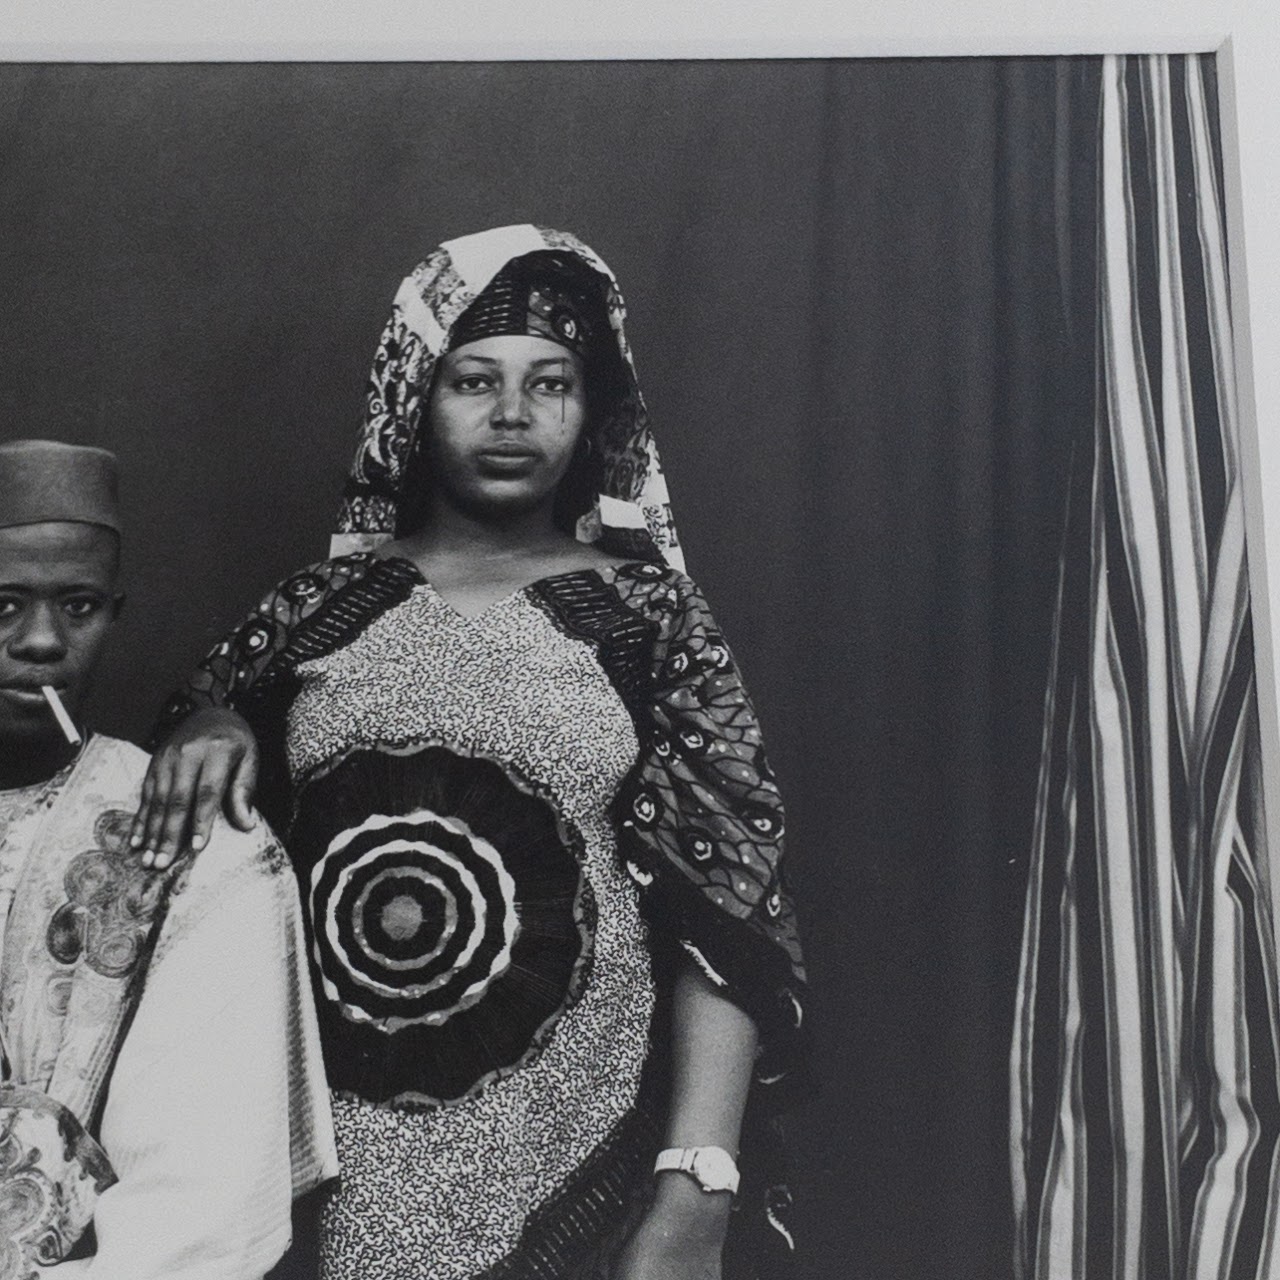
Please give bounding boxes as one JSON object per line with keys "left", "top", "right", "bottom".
{"left": 129, "top": 708, "right": 259, "bottom": 869}
{"left": 612, "top": 1176, "right": 730, "bottom": 1280}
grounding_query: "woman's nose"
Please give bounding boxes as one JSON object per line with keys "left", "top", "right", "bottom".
{"left": 490, "top": 384, "right": 531, "bottom": 427}
{"left": 9, "top": 603, "right": 69, "bottom": 664}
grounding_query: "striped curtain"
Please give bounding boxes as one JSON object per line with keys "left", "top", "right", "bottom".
{"left": 1010, "top": 53, "right": 1280, "bottom": 1280}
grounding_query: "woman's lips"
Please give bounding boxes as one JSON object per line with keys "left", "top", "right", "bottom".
{"left": 476, "top": 447, "right": 539, "bottom": 472}
{"left": 478, "top": 441, "right": 539, "bottom": 456}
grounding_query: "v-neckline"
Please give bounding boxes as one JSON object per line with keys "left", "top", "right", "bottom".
{"left": 380, "top": 555, "right": 633, "bottom": 623}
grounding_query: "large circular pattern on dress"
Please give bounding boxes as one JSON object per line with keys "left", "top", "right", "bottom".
{"left": 290, "top": 741, "right": 595, "bottom": 1107}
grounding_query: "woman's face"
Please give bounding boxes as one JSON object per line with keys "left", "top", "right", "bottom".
{"left": 421, "top": 334, "right": 588, "bottom": 521}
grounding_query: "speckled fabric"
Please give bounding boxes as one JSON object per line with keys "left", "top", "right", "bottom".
{"left": 156, "top": 555, "right": 807, "bottom": 1278}
{"left": 287, "top": 584, "right": 656, "bottom": 1279}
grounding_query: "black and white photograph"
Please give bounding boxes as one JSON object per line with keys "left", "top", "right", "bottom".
{"left": 2, "top": 6, "right": 1279, "bottom": 1278}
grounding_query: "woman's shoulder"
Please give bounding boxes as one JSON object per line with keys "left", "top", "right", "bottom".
{"left": 603, "top": 557, "right": 701, "bottom": 596}
{"left": 291, "top": 548, "right": 414, "bottom": 581}
{"left": 252, "top": 551, "right": 421, "bottom": 621}
{"left": 601, "top": 560, "right": 716, "bottom": 635}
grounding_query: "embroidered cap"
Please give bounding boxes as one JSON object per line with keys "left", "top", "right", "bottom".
{"left": 0, "top": 440, "right": 121, "bottom": 533}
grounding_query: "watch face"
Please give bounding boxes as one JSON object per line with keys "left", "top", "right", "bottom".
{"left": 692, "top": 1147, "right": 737, "bottom": 1190}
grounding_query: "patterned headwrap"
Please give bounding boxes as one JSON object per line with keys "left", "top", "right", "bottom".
{"left": 332, "top": 224, "right": 683, "bottom": 571}
{"left": 446, "top": 249, "right": 608, "bottom": 360}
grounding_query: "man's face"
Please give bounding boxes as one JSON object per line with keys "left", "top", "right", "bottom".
{"left": 0, "top": 522, "right": 121, "bottom": 754}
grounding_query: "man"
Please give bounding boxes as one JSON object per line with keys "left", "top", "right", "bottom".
{"left": 0, "top": 439, "right": 336, "bottom": 1277}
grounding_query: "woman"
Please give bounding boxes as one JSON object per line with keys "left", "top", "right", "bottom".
{"left": 133, "top": 225, "right": 806, "bottom": 1280}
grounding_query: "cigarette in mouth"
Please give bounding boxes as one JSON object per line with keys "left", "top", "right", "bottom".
{"left": 41, "top": 686, "right": 82, "bottom": 746}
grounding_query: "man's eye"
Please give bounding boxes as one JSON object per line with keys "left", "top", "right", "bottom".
{"left": 64, "top": 598, "right": 102, "bottom": 619}
{"left": 0, "top": 598, "right": 20, "bottom": 619}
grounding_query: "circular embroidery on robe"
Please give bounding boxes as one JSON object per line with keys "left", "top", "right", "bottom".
{"left": 45, "top": 810, "right": 168, "bottom": 979}
{"left": 290, "top": 742, "right": 595, "bottom": 1107}
{"left": 0, "top": 1085, "right": 115, "bottom": 1273}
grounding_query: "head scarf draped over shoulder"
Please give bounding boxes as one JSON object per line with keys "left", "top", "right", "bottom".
{"left": 332, "top": 224, "right": 683, "bottom": 571}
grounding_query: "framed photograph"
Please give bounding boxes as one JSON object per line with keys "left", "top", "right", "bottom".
{"left": 2, "top": 4, "right": 1276, "bottom": 1278}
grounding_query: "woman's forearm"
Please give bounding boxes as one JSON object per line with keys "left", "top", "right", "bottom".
{"left": 663, "top": 960, "right": 759, "bottom": 1153}
{"left": 618, "top": 959, "right": 759, "bottom": 1268}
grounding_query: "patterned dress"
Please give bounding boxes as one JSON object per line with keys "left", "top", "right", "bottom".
{"left": 156, "top": 553, "right": 805, "bottom": 1280}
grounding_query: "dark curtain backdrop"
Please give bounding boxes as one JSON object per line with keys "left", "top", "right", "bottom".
{"left": 0, "top": 59, "right": 1096, "bottom": 1279}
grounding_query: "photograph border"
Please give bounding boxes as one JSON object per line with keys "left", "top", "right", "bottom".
{"left": 4, "top": 4, "right": 1277, "bottom": 1269}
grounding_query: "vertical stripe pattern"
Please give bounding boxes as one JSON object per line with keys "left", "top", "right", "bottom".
{"left": 1011, "top": 54, "right": 1280, "bottom": 1280}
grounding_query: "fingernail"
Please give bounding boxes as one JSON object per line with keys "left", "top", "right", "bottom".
{"left": 193, "top": 835, "right": 207, "bottom": 851}
{"left": 129, "top": 833, "right": 143, "bottom": 848}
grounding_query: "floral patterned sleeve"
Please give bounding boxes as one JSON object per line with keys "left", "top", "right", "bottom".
{"left": 609, "top": 563, "right": 806, "bottom": 1084}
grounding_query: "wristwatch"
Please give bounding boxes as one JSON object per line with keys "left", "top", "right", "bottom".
{"left": 653, "top": 1146, "right": 740, "bottom": 1195}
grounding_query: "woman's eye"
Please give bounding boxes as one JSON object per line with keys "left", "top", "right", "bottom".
{"left": 534, "top": 377, "right": 573, "bottom": 394}
{"left": 452, "top": 375, "right": 491, "bottom": 393}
